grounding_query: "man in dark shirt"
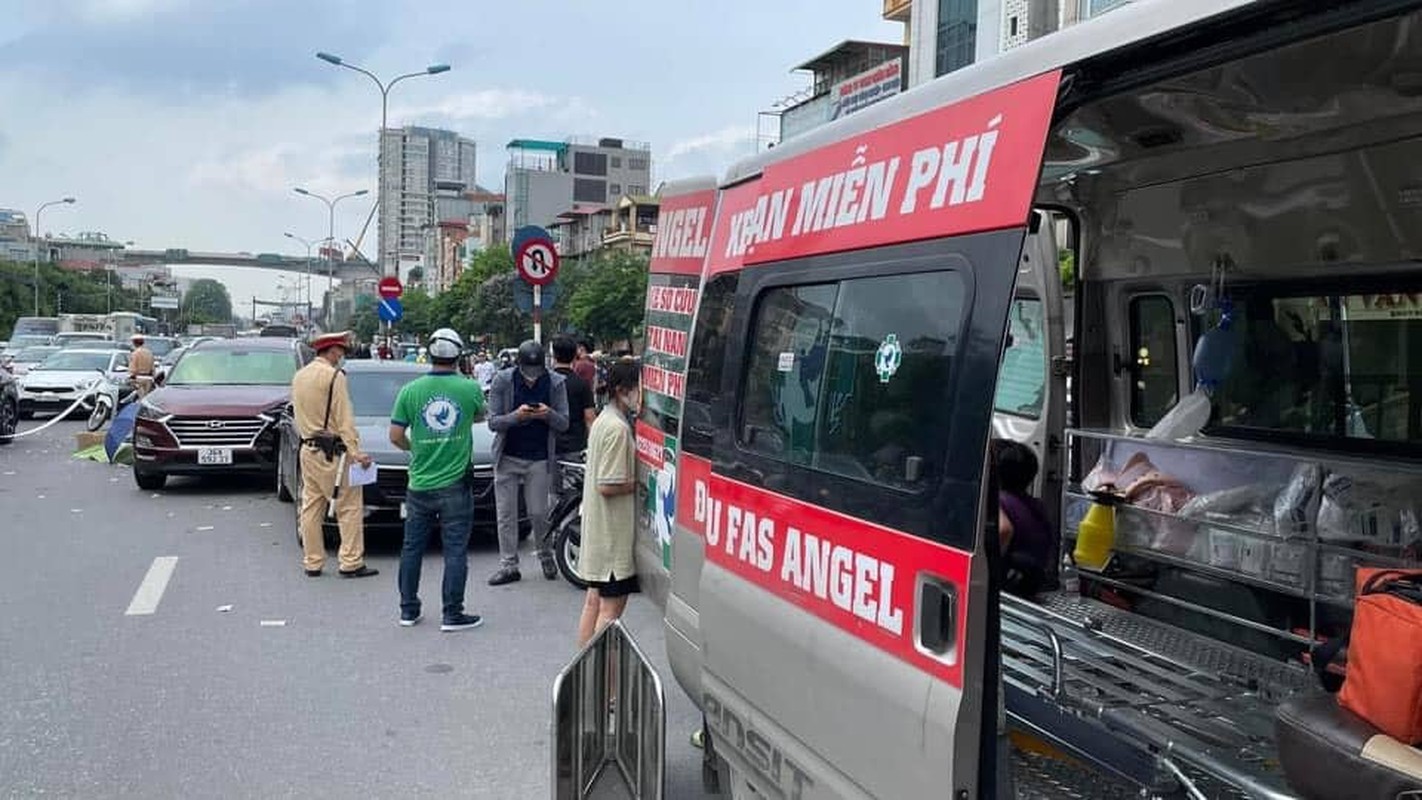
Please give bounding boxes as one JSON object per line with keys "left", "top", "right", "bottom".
{"left": 487, "top": 340, "right": 569, "bottom": 585}
{"left": 552, "top": 336, "right": 597, "bottom": 455}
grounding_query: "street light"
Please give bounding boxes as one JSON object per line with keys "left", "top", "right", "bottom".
{"left": 315, "top": 51, "right": 451, "bottom": 277}
{"left": 293, "top": 188, "right": 368, "bottom": 327}
{"left": 32, "top": 196, "right": 76, "bottom": 315}
{"left": 284, "top": 231, "right": 317, "bottom": 321}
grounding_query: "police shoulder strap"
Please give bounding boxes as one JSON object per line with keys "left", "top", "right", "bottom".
{"left": 323, "top": 367, "right": 342, "bottom": 431}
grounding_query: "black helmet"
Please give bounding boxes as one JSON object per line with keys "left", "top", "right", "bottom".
{"left": 516, "top": 339, "right": 545, "bottom": 381}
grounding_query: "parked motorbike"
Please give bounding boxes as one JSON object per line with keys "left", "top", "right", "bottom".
{"left": 549, "top": 457, "right": 587, "bottom": 589}
{"left": 86, "top": 374, "right": 141, "bottom": 432}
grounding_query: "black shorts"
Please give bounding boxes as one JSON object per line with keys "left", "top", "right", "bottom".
{"left": 590, "top": 572, "right": 641, "bottom": 598}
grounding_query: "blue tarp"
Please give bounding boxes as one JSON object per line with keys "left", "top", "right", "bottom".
{"left": 105, "top": 403, "right": 138, "bottom": 461}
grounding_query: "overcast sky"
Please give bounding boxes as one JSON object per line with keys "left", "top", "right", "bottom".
{"left": 0, "top": 0, "right": 900, "bottom": 304}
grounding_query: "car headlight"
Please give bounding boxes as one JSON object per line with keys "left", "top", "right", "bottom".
{"left": 138, "top": 398, "right": 169, "bottom": 421}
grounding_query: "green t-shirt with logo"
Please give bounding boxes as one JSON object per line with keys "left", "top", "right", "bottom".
{"left": 391, "top": 372, "right": 486, "bottom": 492}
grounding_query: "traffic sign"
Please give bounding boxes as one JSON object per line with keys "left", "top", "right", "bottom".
{"left": 378, "top": 276, "right": 404, "bottom": 300}
{"left": 511, "top": 225, "right": 552, "bottom": 256}
{"left": 378, "top": 297, "right": 403, "bottom": 323}
{"left": 514, "top": 238, "right": 559, "bottom": 286}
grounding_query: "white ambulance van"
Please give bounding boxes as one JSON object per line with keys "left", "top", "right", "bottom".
{"left": 633, "top": 1, "right": 1422, "bottom": 797}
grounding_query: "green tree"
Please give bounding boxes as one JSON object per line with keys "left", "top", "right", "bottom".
{"left": 180, "top": 278, "right": 233, "bottom": 325}
{"left": 0, "top": 260, "right": 144, "bottom": 336}
{"left": 566, "top": 250, "right": 649, "bottom": 349}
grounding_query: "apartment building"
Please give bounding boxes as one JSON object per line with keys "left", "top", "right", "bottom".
{"left": 886, "top": 0, "right": 1134, "bottom": 84}
{"left": 776, "top": 40, "right": 909, "bottom": 142}
{"left": 503, "top": 137, "right": 652, "bottom": 233}
{"left": 378, "top": 125, "right": 477, "bottom": 279}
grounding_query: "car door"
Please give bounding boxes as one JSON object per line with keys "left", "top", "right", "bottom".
{"left": 685, "top": 71, "right": 1061, "bottom": 799}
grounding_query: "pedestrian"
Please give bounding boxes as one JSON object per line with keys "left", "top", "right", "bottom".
{"left": 290, "top": 331, "right": 377, "bottom": 579}
{"left": 576, "top": 360, "right": 641, "bottom": 647}
{"left": 487, "top": 339, "right": 569, "bottom": 585}
{"left": 473, "top": 352, "right": 496, "bottom": 390}
{"left": 389, "top": 327, "right": 486, "bottom": 631}
{"left": 128, "top": 334, "right": 155, "bottom": 397}
{"left": 991, "top": 439, "right": 1056, "bottom": 598}
{"left": 552, "top": 336, "right": 596, "bottom": 456}
{"left": 574, "top": 338, "right": 598, "bottom": 390}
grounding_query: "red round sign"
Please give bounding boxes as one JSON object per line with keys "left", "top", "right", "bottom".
{"left": 514, "top": 238, "right": 559, "bottom": 286}
{"left": 378, "top": 276, "right": 403, "bottom": 300}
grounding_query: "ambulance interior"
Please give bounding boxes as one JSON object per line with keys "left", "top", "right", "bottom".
{"left": 1000, "top": 8, "right": 1422, "bottom": 797}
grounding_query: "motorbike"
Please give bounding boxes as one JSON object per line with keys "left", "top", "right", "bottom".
{"left": 86, "top": 374, "right": 142, "bottom": 432}
{"left": 549, "top": 456, "right": 587, "bottom": 589}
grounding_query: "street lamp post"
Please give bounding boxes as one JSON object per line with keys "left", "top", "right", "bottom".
{"left": 293, "top": 188, "right": 368, "bottom": 329}
{"left": 31, "top": 197, "right": 76, "bottom": 315}
{"left": 284, "top": 232, "right": 316, "bottom": 324}
{"left": 315, "top": 52, "right": 450, "bottom": 278}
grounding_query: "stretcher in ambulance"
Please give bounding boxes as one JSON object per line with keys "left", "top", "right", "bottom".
{"left": 633, "top": 1, "right": 1422, "bottom": 797}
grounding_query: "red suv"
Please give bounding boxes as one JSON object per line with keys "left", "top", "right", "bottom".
{"left": 132, "top": 337, "right": 310, "bottom": 490}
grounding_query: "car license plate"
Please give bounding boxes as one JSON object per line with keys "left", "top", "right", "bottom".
{"left": 197, "top": 447, "right": 233, "bottom": 465}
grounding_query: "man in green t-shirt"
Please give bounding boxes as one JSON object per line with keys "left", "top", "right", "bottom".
{"left": 389, "top": 328, "right": 487, "bottom": 632}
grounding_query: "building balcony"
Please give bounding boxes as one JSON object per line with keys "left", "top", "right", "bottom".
{"left": 602, "top": 228, "right": 655, "bottom": 250}
{"left": 882, "top": 0, "right": 911, "bottom": 21}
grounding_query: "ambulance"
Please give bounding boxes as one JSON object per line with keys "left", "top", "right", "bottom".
{"left": 633, "top": 1, "right": 1422, "bottom": 797}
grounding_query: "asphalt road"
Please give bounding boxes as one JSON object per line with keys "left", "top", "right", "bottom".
{"left": 0, "top": 418, "right": 715, "bottom": 799}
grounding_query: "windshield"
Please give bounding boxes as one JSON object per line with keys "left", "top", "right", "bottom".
{"left": 18, "top": 347, "right": 60, "bottom": 361}
{"left": 166, "top": 348, "right": 296, "bottom": 386}
{"left": 12, "top": 335, "right": 53, "bottom": 348}
{"left": 146, "top": 339, "right": 177, "bottom": 357}
{"left": 348, "top": 370, "right": 425, "bottom": 417}
{"left": 36, "top": 352, "right": 110, "bottom": 372}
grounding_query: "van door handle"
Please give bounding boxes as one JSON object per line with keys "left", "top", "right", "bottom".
{"left": 916, "top": 576, "right": 958, "bottom": 660}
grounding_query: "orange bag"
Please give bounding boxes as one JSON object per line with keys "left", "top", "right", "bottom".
{"left": 1338, "top": 569, "right": 1422, "bottom": 744}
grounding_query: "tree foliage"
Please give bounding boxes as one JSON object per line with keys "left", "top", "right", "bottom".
{"left": 565, "top": 250, "right": 649, "bottom": 349}
{"left": 180, "top": 278, "right": 233, "bottom": 325}
{"left": 346, "top": 246, "right": 649, "bottom": 353}
{"left": 0, "top": 260, "right": 145, "bottom": 336}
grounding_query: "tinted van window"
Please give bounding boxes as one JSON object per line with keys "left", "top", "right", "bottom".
{"left": 682, "top": 274, "right": 739, "bottom": 458}
{"left": 1129, "top": 295, "right": 1179, "bottom": 428}
{"left": 739, "top": 270, "right": 965, "bottom": 492}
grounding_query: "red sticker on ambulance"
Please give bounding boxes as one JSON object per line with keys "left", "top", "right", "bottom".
{"left": 708, "top": 70, "right": 1060, "bottom": 271}
{"left": 649, "top": 189, "right": 717, "bottom": 276}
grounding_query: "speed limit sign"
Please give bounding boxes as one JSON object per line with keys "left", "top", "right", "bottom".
{"left": 514, "top": 238, "right": 559, "bottom": 286}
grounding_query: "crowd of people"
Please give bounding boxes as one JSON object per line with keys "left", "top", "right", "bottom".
{"left": 288, "top": 329, "right": 640, "bottom": 640}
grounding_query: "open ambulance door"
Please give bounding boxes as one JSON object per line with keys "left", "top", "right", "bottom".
{"left": 677, "top": 72, "right": 1062, "bottom": 798}
{"left": 992, "top": 210, "right": 1069, "bottom": 529}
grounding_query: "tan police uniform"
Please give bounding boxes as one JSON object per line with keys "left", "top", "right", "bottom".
{"left": 290, "top": 343, "right": 365, "bottom": 574}
{"left": 129, "top": 342, "right": 155, "bottom": 397}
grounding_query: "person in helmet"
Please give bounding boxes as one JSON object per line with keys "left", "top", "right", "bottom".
{"left": 389, "top": 327, "right": 487, "bottom": 631}
{"left": 486, "top": 339, "right": 570, "bottom": 585}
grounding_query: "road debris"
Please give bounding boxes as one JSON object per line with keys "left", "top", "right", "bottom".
{"left": 216, "top": 605, "right": 234, "bottom": 613}
{"left": 259, "top": 619, "right": 287, "bottom": 627}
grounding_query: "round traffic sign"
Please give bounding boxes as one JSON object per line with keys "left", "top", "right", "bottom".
{"left": 378, "top": 276, "right": 404, "bottom": 300}
{"left": 515, "top": 238, "right": 559, "bottom": 286}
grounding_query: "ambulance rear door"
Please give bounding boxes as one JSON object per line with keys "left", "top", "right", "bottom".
{"left": 682, "top": 72, "right": 1062, "bottom": 799}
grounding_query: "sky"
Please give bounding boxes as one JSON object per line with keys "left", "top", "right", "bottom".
{"left": 0, "top": 0, "right": 902, "bottom": 305}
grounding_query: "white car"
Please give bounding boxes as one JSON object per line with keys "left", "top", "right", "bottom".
{"left": 18, "top": 348, "right": 129, "bottom": 419}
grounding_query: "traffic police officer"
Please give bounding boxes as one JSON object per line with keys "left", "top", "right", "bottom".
{"left": 291, "top": 331, "right": 378, "bottom": 578}
{"left": 129, "top": 334, "right": 155, "bottom": 397}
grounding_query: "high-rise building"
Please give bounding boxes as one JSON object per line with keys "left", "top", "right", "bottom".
{"left": 889, "top": 0, "right": 1133, "bottom": 85}
{"left": 0, "top": 209, "right": 32, "bottom": 262}
{"left": 503, "top": 137, "right": 652, "bottom": 234}
{"left": 378, "top": 125, "right": 477, "bottom": 280}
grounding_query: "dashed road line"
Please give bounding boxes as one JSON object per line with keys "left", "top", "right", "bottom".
{"left": 124, "top": 556, "right": 179, "bottom": 616}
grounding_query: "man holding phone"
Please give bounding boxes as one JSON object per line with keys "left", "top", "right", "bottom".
{"left": 487, "top": 339, "right": 569, "bottom": 585}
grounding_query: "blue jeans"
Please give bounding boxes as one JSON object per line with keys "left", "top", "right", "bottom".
{"left": 399, "top": 481, "right": 474, "bottom": 621}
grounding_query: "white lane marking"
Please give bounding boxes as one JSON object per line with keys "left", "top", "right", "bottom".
{"left": 124, "top": 556, "right": 179, "bottom": 616}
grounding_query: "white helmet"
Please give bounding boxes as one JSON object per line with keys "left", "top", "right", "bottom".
{"left": 427, "top": 328, "right": 463, "bottom": 361}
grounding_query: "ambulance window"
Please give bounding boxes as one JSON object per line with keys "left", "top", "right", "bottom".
{"left": 682, "top": 273, "right": 740, "bottom": 458}
{"left": 1129, "top": 295, "right": 1179, "bottom": 428}
{"left": 739, "top": 270, "right": 964, "bottom": 492}
{"left": 740, "top": 283, "right": 839, "bottom": 466}
{"left": 994, "top": 298, "right": 1045, "bottom": 419}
